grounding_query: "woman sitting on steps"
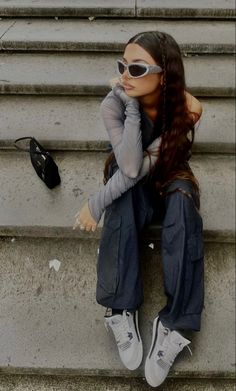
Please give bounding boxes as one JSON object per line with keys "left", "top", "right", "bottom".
{"left": 73, "top": 30, "right": 204, "bottom": 388}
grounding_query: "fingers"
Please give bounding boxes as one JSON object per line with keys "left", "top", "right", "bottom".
{"left": 112, "top": 84, "right": 124, "bottom": 96}
{"left": 74, "top": 210, "right": 80, "bottom": 219}
{"left": 109, "top": 77, "right": 120, "bottom": 88}
{"left": 72, "top": 219, "right": 81, "bottom": 230}
{"left": 73, "top": 204, "right": 98, "bottom": 232}
{"left": 82, "top": 223, "right": 97, "bottom": 232}
{"left": 73, "top": 214, "right": 83, "bottom": 230}
{"left": 73, "top": 217, "right": 97, "bottom": 232}
{"left": 85, "top": 224, "right": 97, "bottom": 232}
{"left": 112, "top": 84, "right": 137, "bottom": 106}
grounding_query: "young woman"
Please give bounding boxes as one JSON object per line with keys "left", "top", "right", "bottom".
{"left": 73, "top": 31, "right": 204, "bottom": 388}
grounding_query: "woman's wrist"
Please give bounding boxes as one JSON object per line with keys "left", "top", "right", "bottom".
{"left": 88, "top": 196, "right": 101, "bottom": 224}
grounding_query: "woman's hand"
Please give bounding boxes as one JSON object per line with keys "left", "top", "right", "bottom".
{"left": 73, "top": 201, "right": 98, "bottom": 232}
{"left": 112, "top": 84, "right": 139, "bottom": 107}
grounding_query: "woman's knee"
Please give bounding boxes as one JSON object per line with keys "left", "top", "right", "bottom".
{"left": 163, "top": 184, "right": 203, "bottom": 237}
{"left": 164, "top": 179, "right": 200, "bottom": 210}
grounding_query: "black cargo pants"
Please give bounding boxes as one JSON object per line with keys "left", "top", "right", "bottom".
{"left": 96, "top": 162, "right": 204, "bottom": 332}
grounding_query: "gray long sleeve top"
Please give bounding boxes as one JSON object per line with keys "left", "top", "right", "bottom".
{"left": 87, "top": 87, "right": 162, "bottom": 223}
{"left": 88, "top": 88, "right": 201, "bottom": 224}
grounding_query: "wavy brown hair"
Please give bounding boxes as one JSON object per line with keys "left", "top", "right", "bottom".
{"left": 103, "top": 31, "right": 200, "bottom": 198}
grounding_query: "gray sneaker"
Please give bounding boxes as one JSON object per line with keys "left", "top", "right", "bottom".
{"left": 104, "top": 309, "right": 143, "bottom": 370}
{"left": 145, "top": 316, "right": 192, "bottom": 387}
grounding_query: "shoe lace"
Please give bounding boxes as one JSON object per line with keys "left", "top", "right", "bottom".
{"left": 107, "top": 311, "right": 133, "bottom": 351}
{"left": 155, "top": 329, "right": 192, "bottom": 368}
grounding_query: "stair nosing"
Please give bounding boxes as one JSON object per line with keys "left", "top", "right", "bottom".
{"left": 0, "top": 140, "right": 235, "bottom": 155}
{"left": 0, "top": 85, "right": 234, "bottom": 97}
{"left": 0, "top": 8, "right": 235, "bottom": 19}
{"left": 0, "top": 365, "right": 235, "bottom": 378}
{"left": 0, "top": 225, "right": 234, "bottom": 243}
{"left": 1, "top": 43, "right": 234, "bottom": 54}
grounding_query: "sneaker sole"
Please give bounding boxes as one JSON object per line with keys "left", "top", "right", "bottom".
{"left": 124, "top": 310, "right": 143, "bottom": 370}
{"left": 145, "top": 316, "right": 163, "bottom": 387}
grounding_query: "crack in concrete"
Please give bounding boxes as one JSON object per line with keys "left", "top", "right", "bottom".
{"left": 0, "top": 19, "right": 17, "bottom": 49}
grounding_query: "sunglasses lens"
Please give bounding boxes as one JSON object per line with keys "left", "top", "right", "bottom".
{"left": 129, "top": 64, "right": 146, "bottom": 77}
{"left": 117, "top": 61, "right": 125, "bottom": 75}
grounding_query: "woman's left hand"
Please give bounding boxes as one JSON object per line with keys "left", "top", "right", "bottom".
{"left": 73, "top": 201, "right": 98, "bottom": 232}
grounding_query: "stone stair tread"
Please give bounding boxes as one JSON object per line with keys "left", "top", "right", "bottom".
{"left": 0, "top": 151, "right": 234, "bottom": 235}
{"left": 0, "top": 236, "right": 234, "bottom": 375}
{"left": 0, "top": 0, "right": 235, "bottom": 18}
{"left": 0, "top": 53, "right": 234, "bottom": 96}
{"left": 0, "top": 19, "right": 15, "bottom": 36}
{"left": 0, "top": 0, "right": 135, "bottom": 17}
{"left": 137, "top": 0, "right": 236, "bottom": 18}
{"left": 0, "top": 96, "right": 235, "bottom": 153}
{"left": 0, "top": 19, "right": 235, "bottom": 53}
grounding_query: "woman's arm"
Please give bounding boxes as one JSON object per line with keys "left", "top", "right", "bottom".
{"left": 88, "top": 136, "right": 162, "bottom": 224}
{"left": 100, "top": 85, "right": 143, "bottom": 178}
{"left": 88, "top": 92, "right": 202, "bottom": 224}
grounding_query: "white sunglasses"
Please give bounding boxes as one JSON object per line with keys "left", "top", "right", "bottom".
{"left": 117, "top": 59, "right": 163, "bottom": 79}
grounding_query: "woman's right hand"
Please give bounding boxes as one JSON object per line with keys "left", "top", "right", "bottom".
{"left": 112, "top": 84, "right": 139, "bottom": 108}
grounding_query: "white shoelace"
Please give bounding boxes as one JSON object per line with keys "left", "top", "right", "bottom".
{"left": 106, "top": 312, "right": 133, "bottom": 351}
{"left": 155, "top": 329, "right": 192, "bottom": 368}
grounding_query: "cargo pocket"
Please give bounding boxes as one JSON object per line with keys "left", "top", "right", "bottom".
{"left": 183, "top": 232, "right": 204, "bottom": 314}
{"left": 97, "top": 213, "right": 121, "bottom": 296}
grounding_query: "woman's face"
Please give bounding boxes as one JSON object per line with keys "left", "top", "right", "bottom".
{"left": 119, "top": 43, "right": 163, "bottom": 98}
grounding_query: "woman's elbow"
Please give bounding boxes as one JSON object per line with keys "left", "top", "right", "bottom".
{"left": 126, "top": 171, "right": 139, "bottom": 179}
{"left": 122, "top": 166, "right": 140, "bottom": 179}
{"left": 117, "top": 158, "right": 142, "bottom": 179}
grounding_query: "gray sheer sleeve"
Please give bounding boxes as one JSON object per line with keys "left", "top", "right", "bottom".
{"left": 88, "top": 136, "right": 162, "bottom": 223}
{"left": 100, "top": 90, "right": 143, "bottom": 178}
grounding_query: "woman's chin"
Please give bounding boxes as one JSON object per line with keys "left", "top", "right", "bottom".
{"left": 124, "top": 88, "right": 139, "bottom": 97}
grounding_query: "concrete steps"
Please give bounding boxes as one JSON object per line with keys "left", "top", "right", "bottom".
{"left": 0, "top": 0, "right": 235, "bottom": 19}
{"left": 0, "top": 19, "right": 235, "bottom": 53}
{"left": 0, "top": 151, "right": 234, "bottom": 239}
{"left": 0, "top": 96, "right": 235, "bottom": 153}
{"left": 0, "top": 236, "right": 234, "bottom": 377}
{"left": 0, "top": 53, "right": 235, "bottom": 96}
{"left": 0, "top": 1, "right": 235, "bottom": 388}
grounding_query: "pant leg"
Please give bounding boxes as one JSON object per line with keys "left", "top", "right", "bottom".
{"left": 158, "top": 179, "right": 204, "bottom": 332}
{"left": 96, "top": 163, "right": 154, "bottom": 311}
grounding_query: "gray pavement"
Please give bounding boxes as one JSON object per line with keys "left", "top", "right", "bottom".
{"left": 0, "top": 375, "right": 234, "bottom": 391}
{"left": 0, "top": 376, "right": 234, "bottom": 391}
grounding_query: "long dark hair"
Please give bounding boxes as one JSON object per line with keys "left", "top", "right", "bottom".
{"left": 103, "top": 31, "right": 200, "bottom": 195}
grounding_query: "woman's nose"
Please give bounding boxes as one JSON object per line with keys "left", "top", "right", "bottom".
{"left": 122, "top": 69, "right": 130, "bottom": 80}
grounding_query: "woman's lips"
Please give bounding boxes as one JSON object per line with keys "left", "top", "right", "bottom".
{"left": 123, "top": 84, "right": 134, "bottom": 90}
